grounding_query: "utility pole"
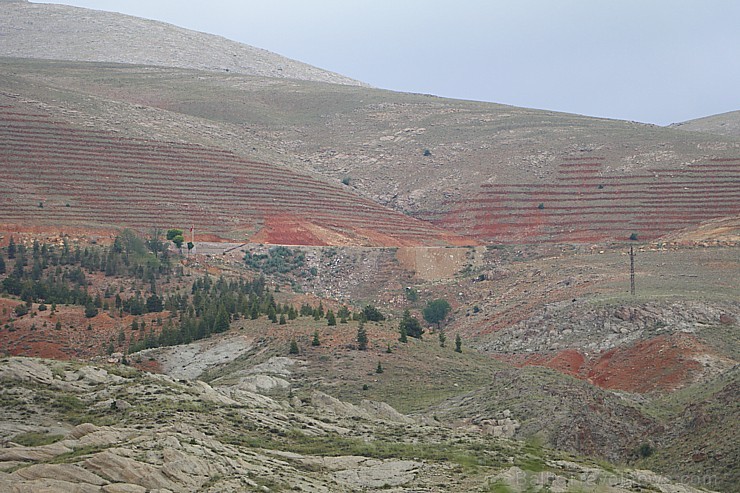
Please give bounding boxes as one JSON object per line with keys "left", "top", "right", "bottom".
{"left": 630, "top": 245, "right": 635, "bottom": 296}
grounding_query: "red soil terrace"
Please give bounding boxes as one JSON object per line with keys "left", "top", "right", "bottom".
{"left": 0, "top": 98, "right": 471, "bottom": 247}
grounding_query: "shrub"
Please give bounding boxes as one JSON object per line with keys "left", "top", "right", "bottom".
{"left": 14, "top": 304, "right": 29, "bottom": 317}
{"left": 362, "top": 305, "right": 385, "bottom": 322}
{"left": 84, "top": 304, "right": 98, "bottom": 318}
{"left": 638, "top": 443, "right": 654, "bottom": 458}
{"left": 399, "top": 309, "right": 423, "bottom": 339}
{"left": 405, "top": 287, "right": 418, "bottom": 302}
{"left": 629, "top": 233, "right": 639, "bottom": 241}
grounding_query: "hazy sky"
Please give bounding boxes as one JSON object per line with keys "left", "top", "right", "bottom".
{"left": 42, "top": 1, "right": 740, "bottom": 125}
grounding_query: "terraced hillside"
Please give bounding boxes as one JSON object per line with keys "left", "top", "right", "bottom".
{"left": 1, "top": 57, "right": 739, "bottom": 244}
{"left": 0, "top": 94, "right": 467, "bottom": 246}
{"left": 436, "top": 156, "right": 740, "bottom": 243}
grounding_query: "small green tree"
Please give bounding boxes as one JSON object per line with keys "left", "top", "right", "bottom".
{"left": 454, "top": 333, "right": 462, "bottom": 353}
{"left": 423, "top": 299, "right": 451, "bottom": 329}
{"left": 279, "top": 314, "right": 287, "bottom": 325}
{"left": 327, "top": 309, "right": 337, "bottom": 326}
{"left": 312, "top": 330, "right": 320, "bottom": 347}
{"left": 7, "top": 236, "right": 16, "bottom": 259}
{"left": 84, "top": 304, "right": 98, "bottom": 318}
{"left": 166, "top": 228, "right": 183, "bottom": 241}
{"left": 399, "top": 324, "right": 408, "bottom": 343}
{"left": 439, "top": 329, "right": 447, "bottom": 348}
{"left": 289, "top": 340, "right": 299, "bottom": 355}
{"left": 376, "top": 361, "right": 384, "bottom": 374}
{"left": 214, "top": 306, "right": 230, "bottom": 333}
{"left": 357, "top": 324, "right": 368, "bottom": 350}
{"left": 172, "top": 235, "right": 185, "bottom": 250}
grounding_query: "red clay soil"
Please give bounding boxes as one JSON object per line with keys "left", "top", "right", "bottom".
{"left": 495, "top": 333, "right": 706, "bottom": 393}
{"left": 0, "top": 298, "right": 172, "bottom": 361}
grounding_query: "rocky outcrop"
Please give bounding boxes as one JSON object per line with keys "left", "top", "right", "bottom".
{"left": 0, "top": 357, "right": 722, "bottom": 492}
{"left": 481, "top": 300, "right": 739, "bottom": 354}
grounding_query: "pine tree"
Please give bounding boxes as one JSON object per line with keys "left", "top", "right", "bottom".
{"left": 327, "top": 310, "right": 336, "bottom": 326}
{"left": 376, "top": 361, "right": 384, "bottom": 374}
{"left": 214, "top": 306, "right": 230, "bottom": 333}
{"left": 289, "top": 340, "right": 299, "bottom": 355}
{"left": 0, "top": 253, "right": 5, "bottom": 274}
{"left": 312, "top": 330, "right": 320, "bottom": 347}
{"left": 279, "top": 314, "right": 287, "bottom": 325}
{"left": 438, "top": 330, "right": 447, "bottom": 348}
{"left": 399, "top": 324, "right": 408, "bottom": 343}
{"left": 455, "top": 333, "right": 462, "bottom": 353}
{"left": 7, "top": 236, "right": 16, "bottom": 259}
{"left": 357, "top": 324, "right": 368, "bottom": 350}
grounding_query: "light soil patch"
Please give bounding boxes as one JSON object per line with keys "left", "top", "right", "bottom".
{"left": 396, "top": 246, "right": 473, "bottom": 280}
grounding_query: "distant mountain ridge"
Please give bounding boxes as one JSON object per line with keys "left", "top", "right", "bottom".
{"left": 0, "top": 2, "right": 367, "bottom": 86}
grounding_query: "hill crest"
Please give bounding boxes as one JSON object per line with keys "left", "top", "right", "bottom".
{"left": 0, "top": 2, "right": 367, "bottom": 86}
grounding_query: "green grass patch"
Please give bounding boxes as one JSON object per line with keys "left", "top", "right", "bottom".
{"left": 224, "top": 430, "right": 506, "bottom": 472}
{"left": 11, "top": 431, "right": 65, "bottom": 447}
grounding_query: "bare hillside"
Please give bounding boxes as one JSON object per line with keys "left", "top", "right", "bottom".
{"left": 0, "top": 2, "right": 366, "bottom": 86}
{"left": 670, "top": 110, "right": 740, "bottom": 139}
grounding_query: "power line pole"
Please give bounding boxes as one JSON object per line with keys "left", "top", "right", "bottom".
{"left": 630, "top": 245, "right": 635, "bottom": 296}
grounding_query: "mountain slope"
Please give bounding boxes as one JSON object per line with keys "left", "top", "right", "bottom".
{"left": 2, "top": 57, "right": 739, "bottom": 244}
{"left": 0, "top": 88, "right": 467, "bottom": 246}
{"left": 670, "top": 111, "right": 740, "bottom": 138}
{"left": 0, "top": 1, "right": 366, "bottom": 86}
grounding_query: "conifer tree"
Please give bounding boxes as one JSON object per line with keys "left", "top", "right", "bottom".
{"left": 312, "top": 330, "right": 320, "bottom": 347}
{"left": 7, "top": 236, "right": 16, "bottom": 259}
{"left": 357, "top": 324, "right": 368, "bottom": 350}
{"left": 455, "top": 333, "right": 462, "bottom": 353}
